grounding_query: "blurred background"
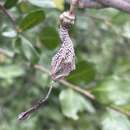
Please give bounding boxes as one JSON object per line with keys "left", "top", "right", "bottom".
{"left": 0, "top": 0, "right": 130, "bottom": 130}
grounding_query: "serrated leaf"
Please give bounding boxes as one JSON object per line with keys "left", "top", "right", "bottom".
{"left": 0, "top": 65, "right": 25, "bottom": 79}
{"left": 59, "top": 89, "right": 95, "bottom": 120}
{"left": 67, "top": 61, "right": 96, "bottom": 84}
{"left": 19, "top": 10, "right": 45, "bottom": 31}
{"left": 39, "top": 26, "right": 60, "bottom": 49}
{"left": 4, "top": 0, "right": 18, "bottom": 9}
{"left": 101, "top": 109, "right": 130, "bottom": 130}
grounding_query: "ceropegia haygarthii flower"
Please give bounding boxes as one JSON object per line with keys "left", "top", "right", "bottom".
{"left": 51, "top": 12, "right": 76, "bottom": 80}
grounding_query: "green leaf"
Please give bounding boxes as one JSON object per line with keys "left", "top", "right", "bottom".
{"left": 18, "top": 1, "right": 30, "bottom": 13}
{"left": 92, "top": 76, "right": 130, "bottom": 105}
{"left": 20, "top": 36, "right": 39, "bottom": 61}
{"left": 0, "top": 65, "right": 25, "bottom": 79}
{"left": 28, "top": 0, "right": 54, "bottom": 8}
{"left": 67, "top": 61, "right": 96, "bottom": 84}
{"left": 12, "top": 37, "right": 22, "bottom": 54}
{"left": 19, "top": 10, "right": 45, "bottom": 31}
{"left": 4, "top": 0, "right": 18, "bottom": 9}
{"left": 123, "top": 23, "right": 130, "bottom": 38}
{"left": 38, "top": 26, "right": 60, "bottom": 49}
{"left": 101, "top": 109, "right": 130, "bottom": 130}
{"left": 28, "top": 0, "right": 64, "bottom": 10}
{"left": 59, "top": 89, "right": 95, "bottom": 120}
{"left": 111, "top": 12, "right": 129, "bottom": 25}
{"left": 2, "top": 29, "right": 17, "bottom": 38}
{"left": 53, "top": 0, "right": 64, "bottom": 10}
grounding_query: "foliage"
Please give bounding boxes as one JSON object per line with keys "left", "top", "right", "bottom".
{"left": 0, "top": 0, "right": 130, "bottom": 130}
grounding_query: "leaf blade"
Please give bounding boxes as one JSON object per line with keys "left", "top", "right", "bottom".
{"left": 19, "top": 10, "right": 45, "bottom": 31}
{"left": 4, "top": 0, "right": 18, "bottom": 9}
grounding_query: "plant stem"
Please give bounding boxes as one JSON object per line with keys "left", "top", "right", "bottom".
{"left": 34, "top": 64, "right": 130, "bottom": 118}
{"left": 0, "top": 3, "right": 17, "bottom": 31}
{"left": 34, "top": 64, "right": 95, "bottom": 100}
{"left": 18, "top": 83, "right": 53, "bottom": 120}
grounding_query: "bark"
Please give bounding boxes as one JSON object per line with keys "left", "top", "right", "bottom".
{"left": 97, "top": 0, "right": 130, "bottom": 13}
{"left": 65, "top": 0, "right": 130, "bottom": 13}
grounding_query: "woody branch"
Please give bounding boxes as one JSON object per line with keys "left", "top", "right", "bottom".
{"left": 68, "top": 0, "right": 130, "bottom": 14}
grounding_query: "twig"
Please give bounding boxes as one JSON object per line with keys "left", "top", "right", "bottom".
{"left": 0, "top": 48, "right": 14, "bottom": 58}
{"left": 17, "top": 83, "right": 53, "bottom": 120}
{"left": 108, "top": 106, "right": 130, "bottom": 117}
{"left": 34, "top": 64, "right": 95, "bottom": 100}
{"left": 17, "top": 64, "right": 130, "bottom": 120}
{"left": 78, "top": 0, "right": 106, "bottom": 9}
{"left": 69, "top": 0, "right": 80, "bottom": 14}
{"left": 0, "top": 2, "right": 17, "bottom": 31}
{"left": 66, "top": 0, "right": 130, "bottom": 14}
{"left": 34, "top": 64, "right": 130, "bottom": 118}
{"left": 97, "top": 0, "right": 130, "bottom": 13}
{"left": 59, "top": 79, "right": 95, "bottom": 100}
{"left": 84, "top": 13, "right": 111, "bottom": 23}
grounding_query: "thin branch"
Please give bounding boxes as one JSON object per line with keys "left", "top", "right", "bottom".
{"left": 70, "top": 0, "right": 80, "bottom": 14}
{"left": 0, "top": 48, "right": 14, "bottom": 58}
{"left": 66, "top": 0, "right": 130, "bottom": 14}
{"left": 34, "top": 64, "right": 130, "bottom": 118}
{"left": 0, "top": 2, "right": 17, "bottom": 31}
{"left": 59, "top": 79, "right": 95, "bottom": 100}
{"left": 35, "top": 64, "right": 95, "bottom": 97}
{"left": 97, "top": 0, "right": 130, "bottom": 13}
{"left": 81, "top": 12, "right": 112, "bottom": 25}
{"left": 17, "top": 64, "right": 130, "bottom": 120}
{"left": 78, "top": 0, "right": 107, "bottom": 9}
{"left": 108, "top": 106, "right": 130, "bottom": 117}
{"left": 34, "top": 64, "right": 95, "bottom": 100}
{"left": 17, "top": 83, "right": 53, "bottom": 120}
